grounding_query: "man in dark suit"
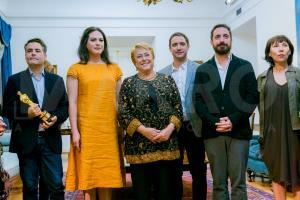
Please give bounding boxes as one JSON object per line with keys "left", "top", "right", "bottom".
{"left": 2, "top": 38, "right": 68, "bottom": 200}
{"left": 160, "top": 32, "right": 206, "bottom": 200}
{"left": 193, "top": 24, "right": 258, "bottom": 200}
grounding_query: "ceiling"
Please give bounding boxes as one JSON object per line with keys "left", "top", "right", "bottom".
{"left": 0, "top": 0, "right": 245, "bottom": 19}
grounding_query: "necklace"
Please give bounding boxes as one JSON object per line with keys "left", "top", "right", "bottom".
{"left": 138, "top": 72, "right": 157, "bottom": 81}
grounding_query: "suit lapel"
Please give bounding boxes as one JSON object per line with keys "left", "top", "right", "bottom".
{"left": 20, "top": 69, "right": 38, "bottom": 103}
{"left": 166, "top": 65, "right": 173, "bottom": 76}
{"left": 208, "top": 57, "right": 223, "bottom": 92}
{"left": 185, "top": 60, "right": 193, "bottom": 96}
{"left": 223, "top": 55, "right": 236, "bottom": 90}
{"left": 42, "top": 71, "right": 51, "bottom": 109}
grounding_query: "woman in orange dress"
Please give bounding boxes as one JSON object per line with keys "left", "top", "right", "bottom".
{"left": 65, "top": 27, "right": 124, "bottom": 200}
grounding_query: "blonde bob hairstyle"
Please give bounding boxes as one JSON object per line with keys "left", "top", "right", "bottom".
{"left": 130, "top": 42, "right": 155, "bottom": 65}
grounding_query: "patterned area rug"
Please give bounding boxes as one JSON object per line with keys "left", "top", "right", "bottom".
{"left": 65, "top": 171, "right": 274, "bottom": 200}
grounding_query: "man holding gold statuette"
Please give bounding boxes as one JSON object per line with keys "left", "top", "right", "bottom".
{"left": 2, "top": 38, "right": 68, "bottom": 200}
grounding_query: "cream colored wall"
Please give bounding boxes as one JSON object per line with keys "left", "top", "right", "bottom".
{"left": 1, "top": 0, "right": 228, "bottom": 79}
{"left": 3, "top": 0, "right": 298, "bottom": 77}
{"left": 225, "top": 0, "right": 297, "bottom": 125}
{"left": 0, "top": 0, "right": 7, "bottom": 18}
{"left": 1, "top": 0, "right": 298, "bottom": 128}
{"left": 9, "top": 20, "right": 219, "bottom": 80}
{"left": 2, "top": 0, "right": 226, "bottom": 19}
{"left": 226, "top": 0, "right": 297, "bottom": 75}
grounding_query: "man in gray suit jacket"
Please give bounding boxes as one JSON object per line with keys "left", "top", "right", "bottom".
{"left": 160, "top": 32, "right": 207, "bottom": 200}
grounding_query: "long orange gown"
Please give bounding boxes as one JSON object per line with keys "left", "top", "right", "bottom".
{"left": 65, "top": 63, "right": 124, "bottom": 190}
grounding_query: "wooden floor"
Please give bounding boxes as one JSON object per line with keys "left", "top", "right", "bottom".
{"left": 8, "top": 153, "right": 295, "bottom": 200}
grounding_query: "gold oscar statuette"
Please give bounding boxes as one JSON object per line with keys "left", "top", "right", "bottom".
{"left": 17, "top": 91, "right": 53, "bottom": 123}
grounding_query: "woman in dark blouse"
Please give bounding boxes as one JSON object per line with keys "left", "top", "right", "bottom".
{"left": 118, "top": 42, "right": 183, "bottom": 200}
{"left": 257, "top": 35, "right": 300, "bottom": 199}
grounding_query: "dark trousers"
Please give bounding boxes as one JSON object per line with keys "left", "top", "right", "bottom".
{"left": 18, "top": 137, "right": 64, "bottom": 200}
{"left": 39, "top": 175, "right": 49, "bottom": 200}
{"left": 178, "top": 121, "right": 207, "bottom": 200}
{"left": 130, "top": 160, "right": 181, "bottom": 200}
{"left": 204, "top": 136, "right": 249, "bottom": 200}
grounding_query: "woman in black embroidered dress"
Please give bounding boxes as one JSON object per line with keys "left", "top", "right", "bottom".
{"left": 118, "top": 42, "right": 183, "bottom": 200}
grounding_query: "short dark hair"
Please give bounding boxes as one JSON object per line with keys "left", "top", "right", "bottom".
{"left": 210, "top": 24, "right": 232, "bottom": 40}
{"left": 78, "top": 26, "right": 112, "bottom": 64}
{"left": 265, "top": 35, "right": 294, "bottom": 66}
{"left": 24, "top": 38, "right": 47, "bottom": 53}
{"left": 169, "top": 32, "right": 190, "bottom": 48}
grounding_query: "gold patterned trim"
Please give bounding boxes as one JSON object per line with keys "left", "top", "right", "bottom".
{"left": 170, "top": 115, "right": 181, "bottom": 132}
{"left": 125, "top": 150, "right": 180, "bottom": 164}
{"left": 126, "top": 118, "right": 142, "bottom": 136}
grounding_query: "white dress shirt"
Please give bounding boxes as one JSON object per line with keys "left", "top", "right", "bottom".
{"left": 172, "top": 60, "right": 188, "bottom": 120}
{"left": 215, "top": 54, "right": 232, "bottom": 89}
{"left": 29, "top": 68, "right": 45, "bottom": 131}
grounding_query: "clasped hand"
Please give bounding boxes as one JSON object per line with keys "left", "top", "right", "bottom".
{"left": 215, "top": 117, "right": 232, "bottom": 133}
{"left": 41, "top": 116, "right": 57, "bottom": 129}
{"left": 140, "top": 124, "right": 175, "bottom": 143}
{"left": 28, "top": 103, "right": 57, "bottom": 129}
{"left": 28, "top": 103, "right": 41, "bottom": 119}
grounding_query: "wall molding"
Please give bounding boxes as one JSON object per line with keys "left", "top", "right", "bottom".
{"left": 8, "top": 17, "right": 221, "bottom": 28}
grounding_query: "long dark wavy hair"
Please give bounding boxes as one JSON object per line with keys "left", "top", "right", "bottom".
{"left": 78, "top": 27, "right": 112, "bottom": 64}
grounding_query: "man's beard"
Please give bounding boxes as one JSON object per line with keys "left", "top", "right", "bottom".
{"left": 213, "top": 43, "right": 231, "bottom": 55}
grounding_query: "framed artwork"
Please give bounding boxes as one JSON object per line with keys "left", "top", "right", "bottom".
{"left": 194, "top": 60, "right": 203, "bottom": 65}
{"left": 44, "top": 60, "right": 57, "bottom": 74}
{"left": 53, "top": 65, "right": 57, "bottom": 74}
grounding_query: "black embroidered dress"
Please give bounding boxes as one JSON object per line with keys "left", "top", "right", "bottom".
{"left": 118, "top": 73, "right": 183, "bottom": 164}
